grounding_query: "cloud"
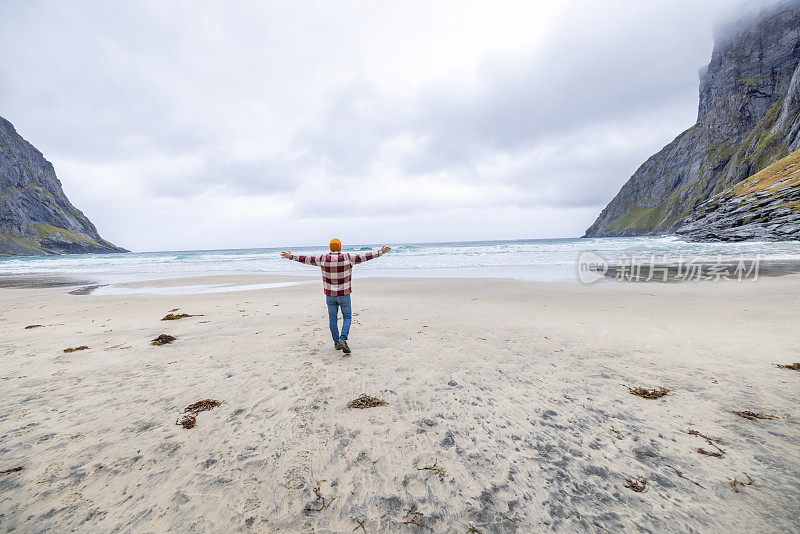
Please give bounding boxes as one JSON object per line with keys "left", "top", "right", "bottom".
{"left": 0, "top": 0, "right": 753, "bottom": 250}
{"left": 281, "top": 0, "right": 736, "bottom": 214}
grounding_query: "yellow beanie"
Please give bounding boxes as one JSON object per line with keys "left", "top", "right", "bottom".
{"left": 329, "top": 238, "right": 341, "bottom": 252}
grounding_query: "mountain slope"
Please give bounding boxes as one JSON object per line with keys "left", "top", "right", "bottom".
{"left": 0, "top": 116, "right": 126, "bottom": 255}
{"left": 585, "top": 3, "right": 800, "bottom": 238}
{"left": 676, "top": 148, "right": 800, "bottom": 241}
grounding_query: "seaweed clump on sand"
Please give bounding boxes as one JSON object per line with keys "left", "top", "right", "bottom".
{"left": 402, "top": 504, "right": 424, "bottom": 527}
{"left": 176, "top": 399, "right": 222, "bottom": 429}
{"left": 417, "top": 459, "right": 447, "bottom": 481}
{"left": 732, "top": 410, "right": 785, "bottom": 421}
{"left": 0, "top": 466, "right": 24, "bottom": 475}
{"left": 307, "top": 482, "right": 337, "bottom": 512}
{"left": 730, "top": 473, "right": 753, "bottom": 493}
{"left": 151, "top": 334, "right": 177, "bottom": 346}
{"left": 624, "top": 476, "right": 648, "bottom": 492}
{"left": 161, "top": 313, "right": 202, "bottom": 321}
{"left": 688, "top": 429, "right": 726, "bottom": 457}
{"left": 348, "top": 394, "right": 388, "bottom": 409}
{"left": 63, "top": 346, "right": 89, "bottom": 353}
{"left": 776, "top": 362, "right": 800, "bottom": 371}
{"left": 665, "top": 465, "right": 705, "bottom": 489}
{"left": 626, "top": 386, "right": 671, "bottom": 399}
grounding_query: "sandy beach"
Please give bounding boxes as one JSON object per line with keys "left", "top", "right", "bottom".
{"left": 1, "top": 275, "right": 799, "bottom": 532}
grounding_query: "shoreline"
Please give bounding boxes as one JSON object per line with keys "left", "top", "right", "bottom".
{"left": 3, "top": 236, "right": 800, "bottom": 290}
{"left": 2, "top": 258, "right": 800, "bottom": 295}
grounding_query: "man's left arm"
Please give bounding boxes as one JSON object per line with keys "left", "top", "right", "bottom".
{"left": 350, "top": 245, "right": 391, "bottom": 265}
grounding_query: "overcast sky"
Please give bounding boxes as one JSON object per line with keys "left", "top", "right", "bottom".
{"left": 0, "top": 0, "right": 756, "bottom": 251}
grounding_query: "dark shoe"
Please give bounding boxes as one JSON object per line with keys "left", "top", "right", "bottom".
{"left": 338, "top": 340, "right": 351, "bottom": 354}
{"left": 334, "top": 342, "right": 342, "bottom": 350}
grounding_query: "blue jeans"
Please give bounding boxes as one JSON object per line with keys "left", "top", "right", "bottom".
{"left": 325, "top": 295, "right": 352, "bottom": 343}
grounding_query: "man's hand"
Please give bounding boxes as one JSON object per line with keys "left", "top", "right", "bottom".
{"left": 280, "top": 251, "right": 292, "bottom": 259}
{"left": 380, "top": 245, "right": 391, "bottom": 254}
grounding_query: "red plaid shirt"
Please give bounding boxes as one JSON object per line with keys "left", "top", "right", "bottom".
{"left": 287, "top": 249, "right": 385, "bottom": 296}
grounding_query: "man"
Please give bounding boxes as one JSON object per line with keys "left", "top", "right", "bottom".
{"left": 280, "top": 239, "right": 391, "bottom": 354}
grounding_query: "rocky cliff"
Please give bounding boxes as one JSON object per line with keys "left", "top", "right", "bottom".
{"left": 585, "top": 3, "right": 800, "bottom": 238}
{"left": 0, "top": 116, "right": 126, "bottom": 255}
{"left": 676, "top": 148, "right": 800, "bottom": 241}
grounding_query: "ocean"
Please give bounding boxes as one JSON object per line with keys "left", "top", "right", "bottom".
{"left": 2, "top": 237, "right": 800, "bottom": 286}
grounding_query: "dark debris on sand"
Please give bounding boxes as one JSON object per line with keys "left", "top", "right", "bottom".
{"left": 626, "top": 386, "right": 671, "bottom": 399}
{"left": 730, "top": 473, "right": 753, "bottom": 493}
{"left": 417, "top": 459, "right": 447, "bottom": 481}
{"left": 624, "top": 476, "right": 648, "bottom": 492}
{"left": 688, "top": 429, "right": 726, "bottom": 457}
{"left": 176, "top": 399, "right": 222, "bottom": 429}
{"left": 732, "top": 410, "right": 785, "bottom": 421}
{"left": 665, "top": 465, "right": 705, "bottom": 489}
{"left": 24, "top": 324, "right": 43, "bottom": 329}
{"left": 63, "top": 346, "right": 89, "bottom": 353}
{"left": 348, "top": 394, "right": 388, "bottom": 409}
{"left": 68, "top": 284, "right": 105, "bottom": 295}
{"left": 776, "top": 362, "right": 800, "bottom": 371}
{"left": 0, "top": 466, "right": 24, "bottom": 475}
{"left": 697, "top": 448, "right": 725, "bottom": 458}
{"left": 161, "top": 313, "right": 202, "bottom": 321}
{"left": 401, "top": 504, "right": 424, "bottom": 527}
{"left": 151, "top": 334, "right": 177, "bottom": 346}
{"left": 177, "top": 416, "right": 196, "bottom": 429}
{"left": 307, "top": 482, "right": 337, "bottom": 512}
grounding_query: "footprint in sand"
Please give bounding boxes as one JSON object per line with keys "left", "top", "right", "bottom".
{"left": 16, "top": 422, "right": 39, "bottom": 436}
{"left": 284, "top": 450, "right": 312, "bottom": 491}
{"left": 61, "top": 492, "right": 84, "bottom": 505}
{"left": 36, "top": 462, "right": 64, "bottom": 484}
{"left": 238, "top": 478, "right": 262, "bottom": 513}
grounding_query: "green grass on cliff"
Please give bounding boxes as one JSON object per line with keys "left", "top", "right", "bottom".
{"left": 735, "top": 98, "right": 788, "bottom": 176}
{"left": 30, "top": 223, "right": 102, "bottom": 246}
{"left": 607, "top": 203, "right": 668, "bottom": 232}
{"left": 707, "top": 141, "right": 736, "bottom": 170}
{"left": 0, "top": 224, "right": 105, "bottom": 255}
{"left": 736, "top": 77, "right": 768, "bottom": 86}
{"left": 607, "top": 182, "right": 694, "bottom": 234}
{"left": 731, "top": 148, "right": 800, "bottom": 211}
{"left": 0, "top": 234, "right": 47, "bottom": 254}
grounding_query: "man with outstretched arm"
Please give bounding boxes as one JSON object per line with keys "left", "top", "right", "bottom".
{"left": 280, "top": 239, "right": 391, "bottom": 354}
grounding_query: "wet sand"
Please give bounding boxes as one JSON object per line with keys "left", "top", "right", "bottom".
{"left": 1, "top": 275, "right": 799, "bottom": 532}
{"left": 0, "top": 274, "right": 96, "bottom": 289}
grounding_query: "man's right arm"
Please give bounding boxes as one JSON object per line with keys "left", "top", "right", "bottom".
{"left": 281, "top": 251, "right": 320, "bottom": 266}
